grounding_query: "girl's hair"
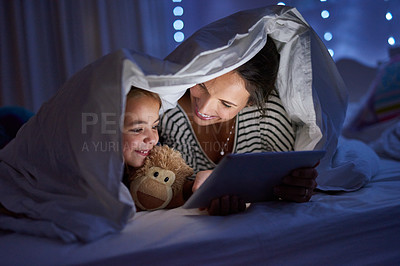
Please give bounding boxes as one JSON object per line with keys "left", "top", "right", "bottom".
{"left": 127, "top": 86, "right": 162, "bottom": 108}
{"left": 235, "top": 35, "right": 280, "bottom": 116}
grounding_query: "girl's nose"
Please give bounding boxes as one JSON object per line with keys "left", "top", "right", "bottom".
{"left": 144, "top": 129, "right": 158, "bottom": 145}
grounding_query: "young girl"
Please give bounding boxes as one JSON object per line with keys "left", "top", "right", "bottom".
{"left": 122, "top": 87, "right": 194, "bottom": 209}
{"left": 122, "top": 87, "right": 162, "bottom": 178}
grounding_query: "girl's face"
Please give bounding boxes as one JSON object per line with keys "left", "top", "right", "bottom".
{"left": 122, "top": 95, "right": 160, "bottom": 168}
{"left": 189, "top": 71, "right": 250, "bottom": 126}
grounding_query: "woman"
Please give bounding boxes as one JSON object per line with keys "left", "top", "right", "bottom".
{"left": 160, "top": 36, "right": 318, "bottom": 215}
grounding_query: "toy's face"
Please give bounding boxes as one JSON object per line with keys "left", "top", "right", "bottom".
{"left": 122, "top": 96, "right": 160, "bottom": 168}
{"left": 132, "top": 166, "right": 176, "bottom": 210}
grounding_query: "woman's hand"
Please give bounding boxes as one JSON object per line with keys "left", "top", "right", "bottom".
{"left": 273, "top": 165, "right": 319, "bottom": 203}
{"left": 207, "top": 195, "right": 246, "bottom": 216}
{"left": 192, "top": 170, "right": 246, "bottom": 216}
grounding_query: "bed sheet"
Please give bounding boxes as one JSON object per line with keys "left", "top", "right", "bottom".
{"left": 1, "top": 157, "right": 399, "bottom": 266}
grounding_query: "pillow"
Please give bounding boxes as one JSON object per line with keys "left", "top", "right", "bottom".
{"left": 342, "top": 55, "right": 400, "bottom": 142}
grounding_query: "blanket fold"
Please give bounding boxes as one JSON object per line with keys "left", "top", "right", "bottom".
{"left": 0, "top": 50, "right": 136, "bottom": 242}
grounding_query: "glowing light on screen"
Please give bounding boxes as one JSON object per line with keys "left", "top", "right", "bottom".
{"left": 324, "top": 32, "right": 333, "bottom": 41}
{"left": 385, "top": 12, "right": 393, "bottom": 21}
{"left": 173, "top": 6, "right": 184, "bottom": 16}
{"left": 388, "top": 36, "right": 396, "bottom": 45}
{"left": 173, "top": 19, "right": 184, "bottom": 30}
{"left": 321, "top": 10, "right": 330, "bottom": 19}
{"left": 320, "top": 0, "right": 327, "bottom": 2}
{"left": 277, "top": 2, "right": 286, "bottom": 5}
{"left": 172, "top": 0, "right": 182, "bottom": 2}
{"left": 328, "top": 49, "right": 334, "bottom": 57}
{"left": 174, "top": 31, "right": 185, "bottom": 42}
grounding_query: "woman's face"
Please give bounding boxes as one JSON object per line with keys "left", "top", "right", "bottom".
{"left": 122, "top": 95, "right": 160, "bottom": 168}
{"left": 189, "top": 71, "right": 250, "bottom": 126}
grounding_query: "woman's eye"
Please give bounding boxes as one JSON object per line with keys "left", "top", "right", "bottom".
{"left": 221, "top": 101, "right": 232, "bottom": 108}
{"left": 152, "top": 124, "right": 159, "bottom": 130}
{"left": 198, "top": 83, "right": 207, "bottom": 90}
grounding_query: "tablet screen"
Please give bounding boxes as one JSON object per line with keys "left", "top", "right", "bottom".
{"left": 183, "top": 150, "right": 326, "bottom": 209}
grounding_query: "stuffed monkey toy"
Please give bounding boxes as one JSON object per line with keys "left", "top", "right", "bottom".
{"left": 129, "top": 145, "right": 194, "bottom": 211}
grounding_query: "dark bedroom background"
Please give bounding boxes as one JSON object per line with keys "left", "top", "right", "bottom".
{"left": 0, "top": 0, "right": 399, "bottom": 112}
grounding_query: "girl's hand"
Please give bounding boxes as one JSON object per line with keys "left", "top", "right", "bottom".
{"left": 273, "top": 165, "right": 319, "bottom": 203}
{"left": 192, "top": 170, "right": 213, "bottom": 192}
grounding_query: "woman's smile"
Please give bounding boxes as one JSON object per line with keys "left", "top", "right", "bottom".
{"left": 195, "top": 106, "right": 217, "bottom": 120}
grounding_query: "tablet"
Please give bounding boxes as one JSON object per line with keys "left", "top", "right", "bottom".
{"left": 183, "top": 150, "right": 326, "bottom": 209}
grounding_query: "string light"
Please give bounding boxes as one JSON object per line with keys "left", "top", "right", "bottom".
{"left": 388, "top": 36, "right": 396, "bottom": 46}
{"left": 385, "top": 1, "right": 396, "bottom": 47}
{"left": 324, "top": 32, "right": 333, "bottom": 41}
{"left": 172, "top": 1, "right": 184, "bottom": 43}
{"left": 321, "top": 10, "right": 330, "bottom": 19}
{"left": 320, "top": 0, "right": 334, "bottom": 58}
{"left": 173, "top": 6, "right": 183, "bottom": 16}
{"left": 174, "top": 32, "right": 185, "bottom": 42}
{"left": 173, "top": 20, "right": 184, "bottom": 30}
{"left": 385, "top": 12, "right": 393, "bottom": 21}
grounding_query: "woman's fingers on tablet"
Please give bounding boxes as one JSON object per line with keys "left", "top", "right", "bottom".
{"left": 282, "top": 175, "right": 317, "bottom": 188}
{"left": 239, "top": 198, "right": 246, "bottom": 212}
{"left": 220, "top": 195, "right": 230, "bottom": 215}
{"left": 230, "top": 195, "right": 239, "bottom": 214}
{"left": 229, "top": 195, "right": 246, "bottom": 214}
{"left": 208, "top": 195, "right": 246, "bottom": 215}
{"left": 208, "top": 197, "right": 231, "bottom": 216}
{"left": 282, "top": 167, "right": 318, "bottom": 188}
{"left": 208, "top": 198, "right": 221, "bottom": 215}
{"left": 274, "top": 185, "right": 313, "bottom": 202}
{"left": 291, "top": 167, "right": 318, "bottom": 179}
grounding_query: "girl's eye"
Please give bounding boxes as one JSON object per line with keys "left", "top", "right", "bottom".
{"left": 152, "top": 124, "right": 159, "bottom": 130}
{"left": 129, "top": 128, "right": 143, "bottom": 133}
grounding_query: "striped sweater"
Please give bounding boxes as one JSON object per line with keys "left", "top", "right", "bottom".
{"left": 159, "top": 91, "right": 296, "bottom": 172}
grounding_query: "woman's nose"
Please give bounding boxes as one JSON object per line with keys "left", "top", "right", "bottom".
{"left": 198, "top": 96, "right": 216, "bottom": 115}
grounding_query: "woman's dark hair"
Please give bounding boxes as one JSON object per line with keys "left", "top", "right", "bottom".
{"left": 235, "top": 35, "right": 280, "bottom": 116}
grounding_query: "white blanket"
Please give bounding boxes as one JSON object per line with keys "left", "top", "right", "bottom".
{"left": 370, "top": 121, "right": 400, "bottom": 160}
{"left": 0, "top": 5, "right": 379, "bottom": 242}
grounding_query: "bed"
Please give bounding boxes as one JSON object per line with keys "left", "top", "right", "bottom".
{"left": 1, "top": 153, "right": 399, "bottom": 265}
{"left": 1, "top": 5, "right": 399, "bottom": 265}
{"left": 0, "top": 156, "right": 399, "bottom": 265}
